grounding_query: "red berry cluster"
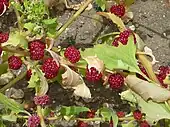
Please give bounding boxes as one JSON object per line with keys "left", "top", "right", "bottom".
{"left": 140, "top": 120, "right": 150, "bottom": 127}
{"left": 157, "top": 66, "right": 170, "bottom": 88}
{"left": 108, "top": 73, "right": 124, "bottom": 89}
{"left": 64, "top": 46, "right": 81, "bottom": 63}
{"left": 26, "top": 69, "right": 32, "bottom": 80}
{"left": 110, "top": 4, "right": 125, "bottom": 17}
{"left": 116, "top": 111, "right": 125, "bottom": 118}
{"left": 133, "top": 110, "right": 143, "bottom": 120}
{"left": 112, "top": 29, "right": 133, "bottom": 47}
{"left": 0, "top": 32, "right": 9, "bottom": 43}
{"left": 34, "top": 95, "right": 50, "bottom": 106}
{"left": 77, "top": 121, "right": 88, "bottom": 127}
{"left": 0, "top": 0, "right": 9, "bottom": 15}
{"left": 29, "top": 40, "right": 46, "bottom": 60}
{"left": 0, "top": 47, "right": 2, "bottom": 56}
{"left": 77, "top": 110, "right": 95, "bottom": 127}
{"left": 8, "top": 55, "right": 22, "bottom": 70}
{"left": 109, "top": 117, "right": 114, "bottom": 127}
{"left": 27, "top": 114, "right": 40, "bottom": 127}
{"left": 87, "top": 110, "right": 95, "bottom": 118}
{"left": 85, "top": 67, "right": 102, "bottom": 82}
{"left": 137, "top": 63, "right": 149, "bottom": 80}
{"left": 41, "top": 58, "right": 60, "bottom": 79}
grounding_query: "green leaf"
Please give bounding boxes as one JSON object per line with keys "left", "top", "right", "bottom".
{"left": 60, "top": 106, "right": 90, "bottom": 116}
{"left": 121, "top": 90, "right": 170, "bottom": 125}
{"left": 24, "top": 22, "right": 36, "bottom": 32}
{"left": 124, "top": 0, "right": 135, "bottom": 6}
{"left": 0, "top": 64, "right": 8, "bottom": 76}
{"left": 2, "top": 114, "right": 17, "bottom": 122}
{"left": 2, "top": 31, "right": 28, "bottom": 49}
{"left": 81, "top": 36, "right": 140, "bottom": 73}
{"left": 28, "top": 70, "right": 40, "bottom": 88}
{"left": 35, "top": 68, "right": 49, "bottom": 96}
{"left": 0, "top": 120, "right": 6, "bottom": 127}
{"left": 95, "top": 0, "right": 106, "bottom": 11}
{"left": 42, "top": 18, "right": 57, "bottom": 25}
{"left": 99, "top": 107, "right": 118, "bottom": 126}
{"left": 0, "top": 93, "right": 25, "bottom": 113}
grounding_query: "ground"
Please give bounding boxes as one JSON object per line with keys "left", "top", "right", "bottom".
{"left": 0, "top": 0, "right": 170, "bottom": 126}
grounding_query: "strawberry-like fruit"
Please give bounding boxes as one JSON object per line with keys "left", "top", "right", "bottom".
{"left": 41, "top": 58, "right": 60, "bottom": 79}
{"left": 116, "top": 111, "right": 125, "bottom": 118}
{"left": 0, "top": 32, "right": 9, "bottom": 43}
{"left": 34, "top": 95, "right": 50, "bottom": 106}
{"left": 64, "top": 46, "right": 81, "bottom": 63}
{"left": 28, "top": 40, "right": 45, "bottom": 60}
{"left": 85, "top": 67, "right": 102, "bottom": 82}
{"left": 77, "top": 121, "right": 88, "bottom": 127}
{"left": 110, "top": 4, "right": 125, "bottom": 17}
{"left": 140, "top": 120, "right": 150, "bottom": 127}
{"left": 108, "top": 73, "right": 124, "bottom": 89}
{"left": 27, "top": 114, "right": 40, "bottom": 127}
{"left": 8, "top": 55, "right": 22, "bottom": 70}
{"left": 133, "top": 110, "right": 142, "bottom": 120}
{"left": 26, "top": 69, "right": 32, "bottom": 80}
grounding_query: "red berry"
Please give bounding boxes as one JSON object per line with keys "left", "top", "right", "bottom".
{"left": 27, "top": 114, "right": 40, "bottom": 127}
{"left": 112, "top": 37, "right": 119, "bottom": 47}
{"left": 41, "top": 58, "right": 60, "bottom": 79}
{"left": 34, "top": 95, "right": 50, "bottom": 106}
{"left": 77, "top": 121, "right": 88, "bottom": 127}
{"left": 0, "top": 32, "right": 9, "bottom": 43}
{"left": 26, "top": 69, "right": 32, "bottom": 80}
{"left": 8, "top": 55, "right": 22, "bottom": 70}
{"left": 140, "top": 120, "right": 150, "bottom": 127}
{"left": 109, "top": 117, "right": 114, "bottom": 127}
{"left": 119, "top": 30, "right": 131, "bottom": 45}
{"left": 0, "top": 0, "right": 9, "bottom": 16}
{"left": 85, "top": 67, "right": 102, "bottom": 82}
{"left": 116, "top": 111, "right": 125, "bottom": 118}
{"left": 157, "top": 74, "right": 168, "bottom": 88}
{"left": 64, "top": 46, "right": 81, "bottom": 63}
{"left": 87, "top": 110, "right": 95, "bottom": 118}
{"left": 108, "top": 73, "right": 124, "bottom": 89}
{"left": 0, "top": 47, "right": 2, "bottom": 56}
{"left": 156, "top": 66, "right": 170, "bottom": 88}
{"left": 29, "top": 40, "right": 45, "bottom": 60}
{"left": 137, "top": 63, "right": 148, "bottom": 80}
{"left": 133, "top": 110, "right": 142, "bottom": 120}
{"left": 110, "top": 4, "right": 125, "bottom": 17}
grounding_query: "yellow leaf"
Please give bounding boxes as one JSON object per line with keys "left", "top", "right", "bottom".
{"left": 97, "top": 12, "right": 126, "bottom": 32}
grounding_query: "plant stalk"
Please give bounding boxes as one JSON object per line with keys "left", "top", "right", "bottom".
{"left": 55, "top": 0, "right": 93, "bottom": 39}
{"left": 37, "top": 105, "right": 46, "bottom": 127}
{"left": 137, "top": 50, "right": 160, "bottom": 84}
{"left": 0, "top": 71, "right": 27, "bottom": 93}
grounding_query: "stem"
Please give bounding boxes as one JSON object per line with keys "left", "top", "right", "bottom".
{"left": 137, "top": 50, "right": 160, "bottom": 84}
{"left": 37, "top": 105, "right": 46, "bottom": 127}
{"left": 76, "top": 117, "right": 103, "bottom": 122}
{"left": 119, "top": 116, "right": 134, "bottom": 121}
{"left": 95, "top": 32, "right": 120, "bottom": 44}
{"left": 2, "top": 46, "right": 29, "bottom": 56}
{"left": 55, "top": 0, "right": 93, "bottom": 39}
{"left": 0, "top": 71, "right": 27, "bottom": 93}
{"left": 13, "top": 1, "right": 23, "bottom": 31}
{"left": 16, "top": 115, "right": 29, "bottom": 119}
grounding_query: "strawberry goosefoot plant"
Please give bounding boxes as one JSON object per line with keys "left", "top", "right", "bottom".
{"left": 0, "top": 0, "right": 170, "bottom": 127}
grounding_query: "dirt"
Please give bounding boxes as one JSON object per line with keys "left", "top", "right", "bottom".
{"left": 0, "top": 0, "right": 170, "bottom": 126}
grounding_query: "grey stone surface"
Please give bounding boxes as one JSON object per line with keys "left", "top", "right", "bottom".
{"left": 131, "top": 0, "right": 170, "bottom": 66}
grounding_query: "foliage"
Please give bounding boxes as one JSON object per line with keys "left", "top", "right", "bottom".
{"left": 0, "top": 0, "right": 170, "bottom": 127}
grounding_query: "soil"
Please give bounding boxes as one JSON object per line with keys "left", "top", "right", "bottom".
{"left": 0, "top": 0, "right": 170, "bottom": 127}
